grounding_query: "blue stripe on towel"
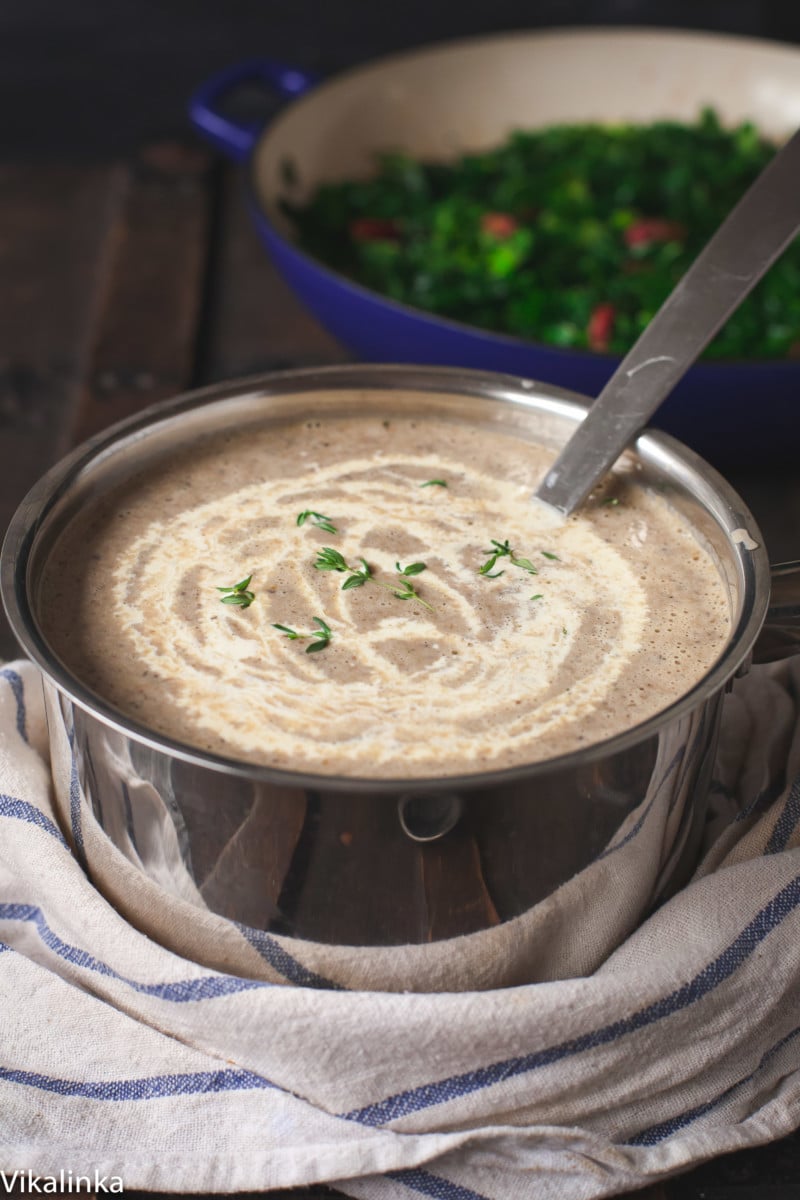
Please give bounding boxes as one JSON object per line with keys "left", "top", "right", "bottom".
{"left": 627, "top": 1023, "right": 800, "bottom": 1145}
{"left": 388, "top": 1168, "right": 490, "bottom": 1200}
{"left": 342, "top": 872, "right": 800, "bottom": 1126}
{"left": 735, "top": 777, "right": 785, "bottom": 823}
{"left": 0, "top": 794, "right": 69, "bottom": 847}
{"left": 0, "top": 1065, "right": 274, "bottom": 1101}
{"left": 766, "top": 773, "right": 800, "bottom": 855}
{"left": 237, "top": 924, "right": 343, "bottom": 992}
{"left": 0, "top": 902, "right": 271, "bottom": 1002}
{"left": 0, "top": 669, "right": 28, "bottom": 743}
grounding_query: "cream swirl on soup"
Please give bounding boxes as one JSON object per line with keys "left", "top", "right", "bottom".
{"left": 40, "top": 408, "right": 730, "bottom": 777}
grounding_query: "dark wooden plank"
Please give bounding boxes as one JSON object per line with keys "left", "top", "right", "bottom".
{"left": 670, "top": 1190, "right": 800, "bottom": 1199}
{"left": 0, "top": 161, "right": 128, "bottom": 658}
{"left": 69, "top": 141, "right": 214, "bottom": 445}
{"left": 198, "top": 165, "right": 349, "bottom": 384}
{"left": 665, "top": 1125, "right": 800, "bottom": 1196}
{"left": 0, "top": 162, "right": 126, "bottom": 473}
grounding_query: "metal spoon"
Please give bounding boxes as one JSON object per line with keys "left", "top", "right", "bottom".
{"left": 534, "top": 126, "right": 800, "bottom": 517}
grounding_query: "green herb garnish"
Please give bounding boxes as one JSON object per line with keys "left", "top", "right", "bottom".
{"left": 314, "top": 547, "right": 349, "bottom": 572}
{"left": 478, "top": 538, "right": 510, "bottom": 577}
{"left": 478, "top": 539, "right": 539, "bottom": 578}
{"left": 216, "top": 575, "right": 255, "bottom": 608}
{"left": 272, "top": 616, "right": 333, "bottom": 653}
{"left": 420, "top": 479, "right": 447, "bottom": 488}
{"left": 601, "top": 497, "right": 620, "bottom": 507}
{"left": 315, "top": 547, "right": 434, "bottom": 610}
{"left": 342, "top": 558, "right": 372, "bottom": 591}
{"left": 530, "top": 593, "right": 543, "bottom": 601}
{"left": 478, "top": 540, "right": 562, "bottom": 577}
{"left": 297, "top": 510, "right": 338, "bottom": 534}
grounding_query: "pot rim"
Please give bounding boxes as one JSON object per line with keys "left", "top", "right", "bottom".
{"left": 243, "top": 24, "right": 800, "bottom": 371}
{"left": 0, "top": 363, "right": 771, "bottom": 794}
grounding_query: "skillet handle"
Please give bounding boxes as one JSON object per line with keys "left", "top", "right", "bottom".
{"left": 752, "top": 561, "right": 800, "bottom": 664}
{"left": 188, "top": 59, "right": 318, "bottom": 161}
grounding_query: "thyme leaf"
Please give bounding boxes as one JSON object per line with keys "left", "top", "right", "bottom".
{"left": 315, "top": 547, "right": 433, "bottom": 610}
{"left": 271, "top": 616, "right": 333, "bottom": 653}
{"left": 389, "top": 580, "right": 435, "bottom": 610}
{"left": 420, "top": 479, "right": 447, "bottom": 488}
{"left": 314, "top": 547, "right": 349, "bottom": 572}
{"left": 478, "top": 539, "right": 561, "bottom": 577}
{"left": 478, "top": 540, "right": 543, "bottom": 578}
{"left": 271, "top": 623, "right": 300, "bottom": 639}
{"left": 297, "top": 510, "right": 338, "bottom": 534}
{"left": 216, "top": 575, "right": 255, "bottom": 608}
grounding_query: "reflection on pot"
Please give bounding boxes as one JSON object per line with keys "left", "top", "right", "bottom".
{"left": 48, "top": 679, "right": 721, "bottom": 956}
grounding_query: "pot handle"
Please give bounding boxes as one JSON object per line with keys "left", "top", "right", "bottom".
{"left": 752, "top": 561, "right": 800, "bottom": 664}
{"left": 188, "top": 58, "right": 319, "bottom": 162}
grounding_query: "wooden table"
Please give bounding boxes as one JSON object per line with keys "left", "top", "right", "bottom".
{"left": 2, "top": 141, "right": 799, "bottom": 1200}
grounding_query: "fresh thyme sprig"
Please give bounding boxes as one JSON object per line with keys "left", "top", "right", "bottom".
{"left": 478, "top": 541, "right": 561, "bottom": 578}
{"left": 271, "top": 616, "right": 333, "bottom": 653}
{"left": 478, "top": 540, "right": 538, "bottom": 578}
{"left": 297, "top": 510, "right": 338, "bottom": 534}
{"left": 314, "top": 547, "right": 434, "bottom": 611}
{"left": 314, "top": 547, "right": 368, "bottom": 588}
{"left": 478, "top": 539, "right": 510, "bottom": 578}
{"left": 216, "top": 575, "right": 256, "bottom": 608}
{"left": 390, "top": 564, "right": 430, "bottom": 606}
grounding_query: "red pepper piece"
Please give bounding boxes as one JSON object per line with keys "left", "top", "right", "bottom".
{"left": 624, "top": 218, "right": 686, "bottom": 248}
{"left": 480, "top": 212, "right": 519, "bottom": 239}
{"left": 349, "top": 217, "right": 402, "bottom": 242}
{"left": 587, "top": 302, "right": 616, "bottom": 352}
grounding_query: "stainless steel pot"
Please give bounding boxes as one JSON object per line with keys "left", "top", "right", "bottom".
{"left": 2, "top": 365, "right": 798, "bottom": 950}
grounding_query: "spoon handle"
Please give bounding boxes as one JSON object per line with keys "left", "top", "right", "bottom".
{"left": 535, "top": 126, "right": 800, "bottom": 516}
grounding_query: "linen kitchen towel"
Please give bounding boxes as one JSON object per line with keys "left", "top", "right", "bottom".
{"left": 1, "top": 656, "right": 800, "bottom": 1199}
